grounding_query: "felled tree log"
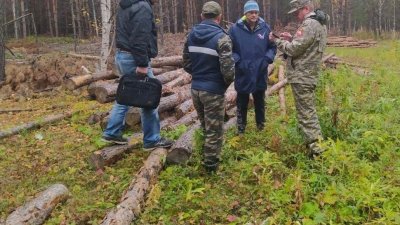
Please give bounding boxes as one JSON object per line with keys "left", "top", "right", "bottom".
{"left": 158, "top": 87, "right": 191, "bottom": 112}
{"left": 266, "top": 78, "right": 288, "bottom": 96}
{"left": 67, "top": 52, "right": 101, "bottom": 60}
{"left": 0, "top": 112, "right": 73, "bottom": 139}
{"left": 5, "top": 184, "right": 69, "bottom": 225}
{"left": 89, "top": 133, "right": 143, "bottom": 171}
{"left": 267, "top": 64, "right": 275, "bottom": 77}
{"left": 225, "top": 84, "right": 237, "bottom": 110}
{"left": 169, "top": 110, "right": 198, "bottom": 130}
{"left": 87, "top": 80, "right": 117, "bottom": 99}
{"left": 152, "top": 67, "right": 178, "bottom": 76}
{"left": 175, "top": 99, "right": 194, "bottom": 119}
{"left": 151, "top": 56, "right": 183, "bottom": 68}
{"left": 278, "top": 65, "right": 287, "bottom": 116}
{"left": 163, "top": 71, "right": 191, "bottom": 89}
{"left": 64, "top": 70, "right": 115, "bottom": 90}
{"left": 95, "top": 82, "right": 119, "bottom": 104}
{"left": 160, "top": 116, "right": 177, "bottom": 129}
{"left": 125, "top": 108, "right": 141, "bottom": 127}
{"left": 167, "top": 118, "right": 236, "bottom": 165}
{"left": 166, "top": 123, "right": 200, "bottom": 165}
{"left": 100, "top": 148, "right": 167, "bottom": 225}
{"left": 322, "top": 53, "right": 335, "bottom": 63}
{"left": 156, "top": 68, "right": 185, "bottom": 84}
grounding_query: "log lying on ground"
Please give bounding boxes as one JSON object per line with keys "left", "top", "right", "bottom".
{"left": 89, "top": 133, "right": 143, "bottom": 171}
{"left": 266, "top": 78, "right": 288, "bottom": 96}
{"left": 5, "top": 184, "right": 69, "bottom": 225}
{"left": 158, "top": 87, "right": 191, "bottom": 112}
{"left": 169, "top": 110, "right": 198, "bottom": 130}
{"left": 327, "top": 36, "right": 377, "bottom": 48}
{"left": 67, "top": 52, "right": 101, "bottom": 60}
{"left": 156, "top": 68, "right": 185, "bottom": 84}
{"left": 0, "top": 112, "right": 73, "bottom": 139}
{"left": 267, "top": 64, "right": 275, "bottom": 77}
{"left": 152, "top": 66, "right": 178, "bottom": 76}
{"left": 95, "top": 82, "right": 119, "bottom": 104}
{"left": 64, "top": 70, "right": 115, "bottom": 90}
{"left": 175, "top": 99, "right": 194, "bottom": 119}
{"left": 0, "top": 108, "right": 34, "bottom": 114}
{"left": 160, "top": 116, "right": 178, "bottom": 129}
{"left": 151, "top": 56, "right": 183, "bottom": 68}
{"left": 125, "top": 108, "right": 142, "bottom": 127}
{"left": 88, "top": 80, "right": 113, "bottom": 99}
{"left": 278, "top": 65, "right": 287, "bottom": 116}
{"left": 167, "top": 118, "right": 237, "bottom": 165}
{"left": 225, "top": 83, "right": 237, "bottom": 110}
{"left": 163, "top": 71, "right": 191, "bottom": 89}
{"left": 322, "top": 53, "right": 335, "bottom": 63}
{"left": 100, "top": 148, "right": 167, "bottom": 225}
{"left": 166, "top": 123, "right": 200, "bottom": 165}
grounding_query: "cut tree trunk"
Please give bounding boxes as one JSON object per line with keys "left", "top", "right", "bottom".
{"left": 169, "top": 110, "right": 197, "bottom": 129}
{"left": 0, "top": 112, "right": 73, "bottom": 139}
{"left": 100, "top": 148, "right": 167, "bottom": 225}
{"left": 151, "top": 56, "right": 183, "bottom": 68}
{"left": 267, "top": 64, "right": 275, "bottom": 77}
{"left": 5, "top": 184, "right": 69, "bottom": 225}
{"left": 160, "top": 116, "right": 177, "bottom": 129}
{"left": 87, "top": 80, "right": 116, "bottom": 99}
{"left": 152, "top": 67, "right": 177, "bottom": 75}
{"left": 95, "top": 82, "right": 119, "bottom": 103}
{"left": 89, "top": 133, "right": 143, "bottom": 171}
{"left": 166, "top": 123, "right": 200, "bottom": 165}
{"left": 67, "top": 52, "right": 101, "bottom": 60}
{"left": 224, "top": 83, "right": 237, "bottom": 110}
{"left": 125, "top": 108, "right": 141, "bottom": 127}
{"left": 156, "top": 68, "right": 185, "bottom": 84}
{"left": 175, "top": 99, "right": 194, "bottom": 118}
{"left": 278, "top": 65, "right": 286, "bottom": 116}
{"left": 64, "top": 70, "right": 115, "bottom": 90}
{"left": 266, "top": 78, "right": 288, "bottom": 96}
{"left": 163, "top": 71, "right": 191, "bottom": 89}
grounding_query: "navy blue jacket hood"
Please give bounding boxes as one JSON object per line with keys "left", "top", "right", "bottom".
{"left": 191, "top": 20, "right": 224, "bottom": 45}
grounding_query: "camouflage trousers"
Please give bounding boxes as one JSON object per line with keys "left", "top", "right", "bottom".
{"left": 191, "top": 89, "right": 225, "bottom": 166}
{"left": 291, "top": 83, "right": 323, "bottom": 144}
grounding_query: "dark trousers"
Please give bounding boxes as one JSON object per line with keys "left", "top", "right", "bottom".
{"left": 236, "top": 89, "right": 266, "bottom": 131}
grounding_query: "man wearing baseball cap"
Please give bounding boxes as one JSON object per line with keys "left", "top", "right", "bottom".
{"left": 269, "top": 0, "right": 329, "bottom": 158}
{"left": 183, "top": 1, "right": 235, "bottom": 173}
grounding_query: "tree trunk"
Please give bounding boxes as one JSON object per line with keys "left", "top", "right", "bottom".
{"left": 47, "top": 0, "right": 54, "bottom": 37}
{"left": 166, "top": 123, "right": 200, "bottom": 165}
{"left": 125, "top": 107, "right": 141, "bottom": 127}
{"left": 64, "top": 70, "right": 115, "bottom": 90}
{"left": 156, "top": 68, "right": 185, "bottom": 84}
{"left": 91, "top": 0, "right": 99, "bottom": 37}
{"left": 0, "top": 0, "right": 5, "bottom": 83}
{"left": 75, "top": 0, "right": 83, "bottom": 38}
{"left": 100, "top": 0, "right": 112, "bottom": 72}
{"left": 12, "top": 0, "right": 19, "bottom": 39}
{"left": 20, "top": 0, "right": 27, "bottom": 38}
{"left": 52, "top": 0, "right": 59, "bottom": 37}
{"left": 278, "top": 65, "right": 286, "bottom": 116}
{"left": 0, "top": 112, "right": 73, "bottom": 139}
{"left": 70, "top": 0, "right": 77, "bottom": 46}
{"left": 151, "top": 56, "right": 183, "bottom": 68}
{"left": 175, "top": 99, "right": 194, "bottom": 118}
{"left": 95, "top": 82, "right": 119, "bottom": 103}
{"left": 5, "top": 184, "right": 69, "bottom": 225}
{"left": 158, "top": 0, "right": 164, "bottom": 46}
{"left": 163, "top": 71, "right": 191, "bottom": 89}
{"left": 172, "top": 0, "right": 178, "bottom": 33}
{"left": 87, "top": 80, "right": 116, "bottom": 99}
{"left": 100, "top": 148, "right": 167, "bottom": 225}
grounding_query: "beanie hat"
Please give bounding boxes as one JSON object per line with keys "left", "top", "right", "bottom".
{"left": 244, "top": 0, "right": 260, "bottom": 14}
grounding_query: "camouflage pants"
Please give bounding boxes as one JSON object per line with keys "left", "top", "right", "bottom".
{"left": 191, "top": 89, "right": 225, "bottom": 166}
{"left": 291, "top": 83, "right": 323, "bottom": 144}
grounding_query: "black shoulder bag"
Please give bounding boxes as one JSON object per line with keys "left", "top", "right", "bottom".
{"left": 116, "top": 74, "right": 162, "bottom": 109}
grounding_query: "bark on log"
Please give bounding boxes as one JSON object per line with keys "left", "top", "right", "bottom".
{"left": 152, "top": 67, "right": 178, "bottom": 75}
{"left": 322, "top": 53, "right": 335, "bottom": 63}
{"left": 0, "top": 112, "right": 73, "bottom": 139}
{"left": 67, "top": 52, "right": 101, "bottom": 60}
{"left": 278, "top": 66, "right": 287, "bottom": 116}
{"left": 5, "top": 184, "right": 69, "bottom": 225}
{"left": 0, "top": 108, "right": 34, "bottom": 113}
{"left": 163, "top": 71, "right": 191, "bottom": 89}
{"left": 125, "top": 108, "right": 141, "bottom": 127}
{"left": 95, "top": 82, "right": 119, "bottom": 103}
{"left": 166, "top": 123, "right": 200, "bottom": 165}
{"left": 64, "top": 70, "right": 115, "bottom": 90}
{"left": 100, "top": 148, "right": 167, "bottom": 225}
{"left": 267, "top": 64, "right": 275, "bottom": 77}
{"left": 266, "top": 78, "right": 288, "bottom": 96}
{"left": 158, "top": 88, "right": 191, "bottom": 113}
{"left": 223, "top": 116, "right": 237, "bottom": 131}
{"left": 151, "top": 56, "right": 182, "bottom": 68}
{"left": 88, "top": 80, "right": 117, "bottom": 99}
{"left": 225, "top": 83, "right": 237, "bottom": 110}
{"left": 160, "top": 116, "right": 177, "bottom": 129}
{"left": 175, "top": 99, "right": 194, "bottom": 119}
{"left": 89, "top": 133, "right": 143, "bottom": 170}
{"left": 169, "top": 110, "right": 197, "bottom": 129}
{"left": 156, "top": 68, "right": 185, "bottom": 84}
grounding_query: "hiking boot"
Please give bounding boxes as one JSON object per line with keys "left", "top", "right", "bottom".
{"left": 101, "top": 135, "right": 128, "bottom": 145}
{"left": 257, "top": 123, "right": 264, "bottom": 131}
{"left": 143, "top": 137, "right": 174, "bottom": 151}
{"left": 308, "top": 142, "right": 325, "bottom": 159}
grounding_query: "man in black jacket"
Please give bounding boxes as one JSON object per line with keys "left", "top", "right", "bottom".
{"left": 102, "top": 0, "right": 173, "bottom": 150}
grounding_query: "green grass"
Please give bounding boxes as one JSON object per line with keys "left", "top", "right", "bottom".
{"left": 136, "top": 41, "right": 400, "bottom": 224}
{"left": 1, "top": 40, "right": 400, "bottom": 224}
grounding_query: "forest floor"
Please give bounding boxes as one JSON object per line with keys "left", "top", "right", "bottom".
{"left": 1, "top": 37, "right": 400, "bottom": 224}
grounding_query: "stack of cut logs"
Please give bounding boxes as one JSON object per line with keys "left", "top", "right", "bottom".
{"left": 327, "top": 36, "right": 377, "bottom": 48}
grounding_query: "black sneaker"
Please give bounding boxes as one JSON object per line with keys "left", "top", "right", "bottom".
{"left": 101, "top": 135, "right": 128, "bottom": 145}
{"left": 143, "top": 137, "right": 174, "bottom": 151}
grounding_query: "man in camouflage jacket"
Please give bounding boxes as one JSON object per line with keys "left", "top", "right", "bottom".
{"left": 269, "top": 0, "right": 328, "bottom": 157}
{"left": 183, "top": 1, "right": 235, "bottom": 172}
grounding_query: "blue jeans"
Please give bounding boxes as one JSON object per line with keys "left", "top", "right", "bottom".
{"left": 103, "top": 51, "right": 161, "bottom": 146}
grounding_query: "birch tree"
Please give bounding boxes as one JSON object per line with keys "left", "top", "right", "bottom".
{"left": 100, "top": 0, "right": 112, "bottom": 72}
{"left": 0, "top": 0, "right": 5, "bottom": 82}
{"left": 12, "top": 0, "right": 19, "bottom": 39}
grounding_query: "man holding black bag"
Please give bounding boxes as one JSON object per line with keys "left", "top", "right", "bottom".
{"left": 102, "top": 0, "right": 173, "bottom": 150}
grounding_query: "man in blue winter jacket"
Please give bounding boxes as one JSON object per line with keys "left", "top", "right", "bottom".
{"left": 183, "top": 1, "right": 235, "bottom": 173}
{"left": 229, "top": 0, "right": 276, "bottom": 134}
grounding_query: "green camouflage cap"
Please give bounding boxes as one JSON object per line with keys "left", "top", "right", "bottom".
{"left": 288, "top": 0, "right": 311, "bottom": 14}
{"left": 202, "top": 1, "right": 222, "bottom": 16}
